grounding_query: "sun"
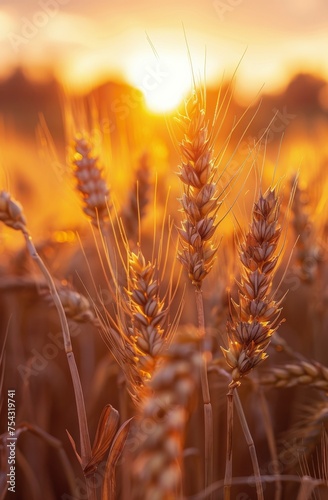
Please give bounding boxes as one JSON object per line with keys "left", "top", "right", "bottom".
{"left": 125, "top": 51, "right": 193, "bottom": 113}
{"left": 142, "top": 76, "right": 188, "bottom": 113}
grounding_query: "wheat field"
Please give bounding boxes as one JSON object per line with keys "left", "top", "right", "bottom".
{"left": 0, "top": 69, "right": 328, "bottom": 500}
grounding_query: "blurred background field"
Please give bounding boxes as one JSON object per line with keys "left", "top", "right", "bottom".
{"left": 1, "top": 0, "right": 328, "bottom": 248}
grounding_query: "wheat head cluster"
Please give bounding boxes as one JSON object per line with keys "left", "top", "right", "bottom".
{"left": 0, "top": 79, "right": 328, "bottom": 500}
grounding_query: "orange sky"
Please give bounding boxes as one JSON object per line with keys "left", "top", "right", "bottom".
{"left": 1, "top": 0, "right": 328, "bottom": 109}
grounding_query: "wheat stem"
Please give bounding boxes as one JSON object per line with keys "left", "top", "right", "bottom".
{"left": 224, "top": 387, "right": 234, "bottom": 500}
{"left": 234, "top": 390, "right": 264, "bottom": 500}
{"left": 217, "top": 367, "right": 263, "bottom": 500}
{"left": 118, "top": 372, "right": 129, "bottom": 500}
{"left": 258, "top": 387, "right": 282, "bottom": 500}
{"left": 21, "top": 228, "right": 95, "bottom": 500}
{"left": 195, "top": 289, "right": 213, "bottom": 498}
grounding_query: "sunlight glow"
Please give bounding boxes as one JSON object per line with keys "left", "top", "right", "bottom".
{"left": 125, "top": 52, "right": 195, "bottom": 113}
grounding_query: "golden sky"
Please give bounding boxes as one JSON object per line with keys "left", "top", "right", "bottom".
{"left": 1, "top": 0, "right": 328, "bottom": 109}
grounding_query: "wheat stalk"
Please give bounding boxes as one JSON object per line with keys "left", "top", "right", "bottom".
{"left": 176, "top": 88, "right": 221, "bottom": 495}
{"left": 222, "top": 188, "right": 284, "bottom": 500}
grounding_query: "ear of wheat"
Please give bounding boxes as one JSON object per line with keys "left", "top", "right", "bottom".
{"left": 285, "top": 398, "right": 328, "bottom": 460}
{"left": 126, "top": 250, "right": 168, "bottom": 379}
{"left": 72, "top": 135, "right": 111, "bottom": 225}
{"left": 131, "top": 337, "right": 201, "bottom": 499}
{"left": 222, "top": 189, "right": 283, "bottom": 387}
{"left": 0, "top": 191, "right": 26, "bottom": 230}
{"left": 102, "top": 248, "right": 173, "bottom": 406}
{"left": 291, "top": 177, "right": 321, "bottom": 283}
{"left": 260, "top": 360, "right": 328, "bottom": 391}
{"left": 176, "top": 90, "right": 220, "bottom": 289}
{"left": 44, "top": 284, "right": 96, "bottom": 323}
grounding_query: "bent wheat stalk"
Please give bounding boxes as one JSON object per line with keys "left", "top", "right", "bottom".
{"left": 0, "top": 190, "right": 95, "bottom": 500}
